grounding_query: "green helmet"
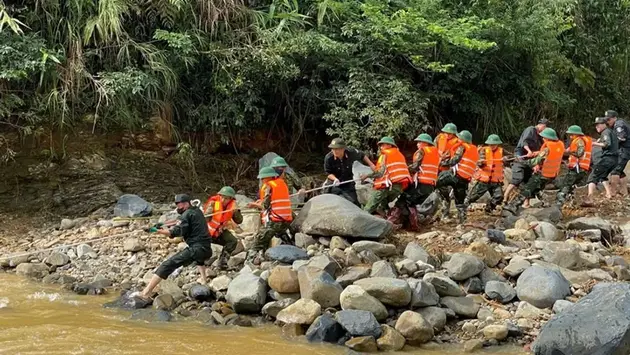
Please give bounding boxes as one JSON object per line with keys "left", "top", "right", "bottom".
{"left": 270, "top": 156, "right": 288, "bottom": 168}
{"left": 540, "top": 127, "right": 559, "bottom": 140}
{"left": 218, "top": 186, "right": 236, "bottom": 198}
{"left": 457, "top": 130, "right": 473, "bottom": 143}
{"left": 257, "top": 166, "right": 278, "bottom": 179}
{"left": 566, "top": 125, "right": 584, "bottom": 135}
{"left": 414, "top": 133, "right": 434, "bottom": 145}
{"left": 441, "top": 123, "right": 458, "bottom": 135}
{"left": 485, "top": 134, "right": 503, "bottom": 145}
{"left": 377, "top": 136, "right": 397, "bottom": 147}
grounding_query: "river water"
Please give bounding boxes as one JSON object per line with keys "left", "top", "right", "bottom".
{"left": 0, "top": 273, "right": 524, "bottom": 354}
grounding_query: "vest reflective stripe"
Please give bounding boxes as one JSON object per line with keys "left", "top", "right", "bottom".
{"left": 374, "top": 148, "right": 412, "bottom": 190}
{"left": 540, "top": 140, "right": 565, "bottom": 178}
{"left": 437, "top": 134, "right": 459, "bottom": 171}
{"left": 454, "top": 142, "right": 479, "bottom": 181}
{"left": 476, "top": 147, "right": 504, "bottom": 183}
{"left": 204, "top": 196, "right": 235, "bottom": 237}
{"left": 260, "top": 179, "right": 293, "bottom": 223}
{"left": 414, "top": 146, "right": 439, "bottom": 186}
{"left": 568, "top": 136, "right": 592, "bottom": 171}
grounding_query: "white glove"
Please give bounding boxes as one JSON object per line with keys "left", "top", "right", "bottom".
{"left": 333, "top": 179, "right": 341, "bottom": 186}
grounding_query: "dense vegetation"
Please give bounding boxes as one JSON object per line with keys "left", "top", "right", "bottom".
{"left": 1, "top": 0, "right": 629, "bottom": 154}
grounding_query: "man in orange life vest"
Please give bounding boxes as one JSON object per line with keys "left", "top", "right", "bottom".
{"left": 436, "top": 130, "right": 479, "bottom": 223}
{"left": 246, "top": 167, "right": 293, "bottom": 263}
{"left": 465, "top": 134, "right": 505, "bottom": 214}
{"left": 435, "top": 123, "right": 459, "bottom": 158}
{"left": 360, "top": 137, "right": 412, "bottom": 222}
{"left": 556, "top": 125, "right": 592, "bottom": 206}
{"left": 503, "top": 128, "right": 565, "bottom": 215}
{"left": 202, "top": 186, "right": 241, "bottom": 269}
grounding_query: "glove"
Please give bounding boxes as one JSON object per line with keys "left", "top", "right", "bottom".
{"left": 144, "top": 222, "right": 164, "bottom": 233}
{"left": 333, "top": 179, "right": 341, "bottom": 186}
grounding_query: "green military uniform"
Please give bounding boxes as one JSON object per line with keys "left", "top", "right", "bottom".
{"left": 465, "top": 135, "right": 505, "bottom": 213}
{"left": 212, "top": 208, "right": 242, "bottom": 266}
{"left": 251, "top": 184, "right": 291, "bottom": 252}
{"left": 557, "top": 126, "right": 587, "bottom": 205}
{"left": 363, "top": 137, "right": 405, "bottom": 216}
{"left": 437, "top": 130, "right": 474, "bottom": 222}
{"left": 282, "top": 170, "right": 303, "bottom": 192}
{"left": 397, "top": 141, "right": 434, "bottom": 207}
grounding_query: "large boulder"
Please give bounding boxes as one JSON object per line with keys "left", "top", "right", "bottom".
{"left": 423, "top": 273, "right": 465, "bottom": 297}
{"left": 265, "top": 245, "right": 309, "bottom": 264}
{"left": 114, "top": 194, "right": 152, "bottom": 217}
{"left": 292, "top": 194, "right": 393, "bottom": 239}
{"left": 305, "top": 314, "right": 346, "bottom": 344}
{"left": 540, "top": 242, "right": 583, "bottom": 270}
{"left": 521, "top": 206, "right": 562, "bottom": 224}
{"left": 354, "top": 277, "right": 412, "bottom": 307}
{"left": 533, "top": 283, "right": 630, "bottom": 355}
{"left": 465, "top": 242, "right": 503, "bottom": 268}
{"left": 370, "top": 260, "right": 398, "bottom": 278}
{"left": 335, "top": 310, "right": 383, "bottom": 338}
{"left": 262, "top": 298, "right": 295, "bottom": 318}
{"left": 305, "top": 255, "right": 340, "bottom": 277}
{"left": 418, "top": 307, "right": 447, "bottom": 332}
{"left": 485, "top": 281, "right": 516, "bottom": 304}
{"left": 395, "top": 310, "right": 434, "bottom": 345}
{"left": 336, "top": 266, "right": 371, "bottom": 287}
{"left": 377, "top": 325, "right": 406, "bottom": 351}
{"left": 352, "top": 241, "right": 397, "bottom": 257}
{"left": 235, "top": 194, "right": 260, "bottom": 233}
{"left": 226, "top": 273, "right": 267, "bottom": 313}
{"left": 16, "top": 263, "right": 49, "bottom": 279}
{"left": 298, "top": 266, "right": 343, "bottom": 308}
{"left": 340, "top": 285, "right": 388, "bottom": 321}
{"left": 440, "top": 296, "right": 481, "bottom": 318}
{"left": 408, "top": 279, "right": 440, "bottom": 308}
{"left": 276, "top": 299, "right": 322, "bottom": 325}
{"left": 44, "top": 252, "right": 70, "bottom": 266}
{"left": 532, "top": 221, "right": 562, "bottom": 241}
{"left": 268, "top": 266, "right": 300, "bottom": 293}
{"left": 404, "top": 243, "right": 436, "bottom": 265}
{"left": 566, "top": 216, "right": 616, "bottom": 242}
{"left": 443, "top": 253, "right": 485, "bottom": 281}
{"left": 516, "top": 265, "right": 571, "bottom": 309}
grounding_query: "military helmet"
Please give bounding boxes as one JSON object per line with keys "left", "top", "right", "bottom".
{"left": 485, "top": 134, "right": 503, "bottom": 145}
{"left": 257, "top": 166, "right": 279, "bottom": 179}
{"left": 414, "top": 133, "right": 434, "bottom": 145}
{"left": 217, "top": 186, "right": 236, "bottom": 198}
{"left": 457, "top": 130, "right": 473, "bottom": 144}
{"left": 174, "top": 194, "right": 191, "bottom": 203}
{"left": 441, "top": 123, "right": 458, "bottom": 135}
{"left": 539, "top": 127, "right": 559, "bottom": 140}
{"left": 566, "top": 125, "right": 584, "bottom": 136}
{"left": 377, "top": 136, "right": 397, "bottom": 147}
{"left": 270, "top": 156, "right": 288, "bottom": 168}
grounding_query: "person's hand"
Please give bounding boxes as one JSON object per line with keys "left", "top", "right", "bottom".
{"left": 526, "top": 151, "right": 535, "bottom": 158}
{"left": 246, "top": 202, "right": 257, "bottom": 208}
{"left": 533, "top": 165, "right": 541, "bottom": 173}
{"left": 298, "top": 188, "right": 306, "bottom": 195}
{"left": 157, "top": 228, "right": 170, "bottom": 236}
{"left": 360, "top": 174, "right": 367, "bottom": 182}
{"left": 332, "top": 179, "right": 341, "bottom": 186}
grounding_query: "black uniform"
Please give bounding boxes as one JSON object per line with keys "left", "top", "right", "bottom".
{"left": 324, "top": 147, "right": 366, "bottom": 206}
{"left": 588, "top": 128, "right": 619, "bottom": 184}
{"left": 511, "top": 126, "right": 543, "bottom": 185}
{"left": 155, "top": 206, "right": 212, "bottom": 279}
{"left": 612, "top": 119, "right": 630, "bottom": 178}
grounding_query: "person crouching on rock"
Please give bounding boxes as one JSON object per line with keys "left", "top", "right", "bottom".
{"left": 203, "top": 186, "right": 242, "bottom": 270}
{"left": 246, "top": 167, "right": 293, "bottom": 264}
{"left": 133, "top": 194, "right": 212, "bottom": 300}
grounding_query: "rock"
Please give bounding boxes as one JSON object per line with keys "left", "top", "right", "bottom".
{"left": 504, "top": 228, "right": 536, "bottom": 241}
{"left": 444, "top": 253, "right": 485, "bottom": 281}
{"left": 114, "top": 194, "right": 152, "bottom": 217}
{"left": 298, "top": 266, "right": 343, "bottom": 308}
{"left": 532, "top": 221, "right": 562, "bottom": 241}
{"left": 123, "top": 238, "right": 145, "bottom": 252}
{"left": 440, "top": 297, "right": 481, "bottom": 318}
{"left": 404, "top": 243, "right": 436, "bottom": 266}
{"left": 377, "top": 325, "right": 406, "bottom": 351}
{"left": 463, "top": 277, "right": 484, "bottom": 294}
{"left": 395, "top": 259, "right": 418, "bottom": 275}
{"left": 516, "top": 265, "right": 571, "bottom": 309}
{"left": 352, "top": 241, "right": 397, "bottom": 257}
{"left": 580, "top": 252, "right": 601, "bottom": 269}
{"left": 345, "top": 336, "right": 378, "bottom": 352}
{"left": 336, "top": 310, "right": 382, "bottom": 338}
{"left": 294, "top": 233, "right": 317, "bottom": 249}
{"left": 395, "top": 310, "right": 434, "bottom": 345}
{"left": 522, "top": 206, "right": 562, "bottom": 223}
{"left": 267, "top": 290, "right": 300, "bottom": 302}
{"left": 16, "top": 263, "right": 49, "bottom": 279}
{"left": 423, "top": 273, "right": 465, "bottom": 297}
{"left": 370, "top": 260, "right": 398, "bottom": 278}
{"left": 464, "top": 339, "right": 484, "bottom": 353}
{"left": 483, "top": 324, "right": 508, "bottom": 341}
{"left": 276, "top": 299, "right": 322, "bottom": 325}
{"left": 188, "top": 284, "right": 213, "bottom": 301}
{"left": 130, "top": 309, "right": 171, "bottom": 322}
{"left": 265, "top": 245, "right": 309, "bottom": 264}
{"left": 340, "top": 285, "right": 388, "bottom": 321}
{"left": 466, "top": 242, "right": 502, "bottom": 267}
{"left": 515, "top": 301, "right": 549, "bottom": 319}
{"left": 345, "top": 248, "right": 362, "bottom": 266}
{"left": 153, "top": 294, "right": 175, "bottom": 311}
{"left": 586, "top": 268, "right": 613, "bottom": 281}
{"left": 209, "top": 275, "right": 232, "bottom": 293}
{"left": 533, "top": 260, "right": 591, "bottom": 285}
{"left": 566, "top": 216, "right": 615, "bottom": 242}
{"left": 486, "top": 229, "right": 507, "bottom": 244}
{"left": 540, "top": 242, "right": 582, "bottom": 270}
{"left": 306, "top": 255, "right": 340, "bottom": 277}
{"left": 262, "top": 298, "right": 295, "bottom": 318}
{"left": 552, "top": 299, "right": 574, "bottom": 314}
{"left": 104, "top": 291, "right": 152, "bottom": 310}
{"left": 418, "top": 306, "right": 447, "bottom": 332}
{"left": 354, "top": 277, "right": 412, "bottom": 307}
{"left": 336, "top": 266, "right": 371, "bottom": 287}
{"left": 408, "top": 279, "right": 440, "bottom": 308}
{"left": 477, "top": 308, "right": 493, "bottom": 321}
{"left": 359, "top": 250, "right": 380, "bottom": 264}
{"left": 305, "top": 314, "right": 346, "bottom": 343}
{"left": 226, "top": 273, "right": 267, "bottom": 313}
{"left": 227, "top": 252, "right": 246, "bottom": 268}
{"left": 76, "top": 244, "right": 95, "bottom": 259}
{"left": 614, "top": 265, "right": 630, "bottom": 281}
{"left": 72, "top": 283, "right": 106, "bottom": 295}
{"left": 281, "top": 323, "right": 305, "bottom": 337}
{"left": 268, "top": 266, "right": 300, "bottom": 294}
{"left": 479, "top": 267, "right": 507, "bottom": 286}
{"left": 577, "top": 229, "right": 602, "bottom": 242}
{"left": 158, "top": 280, "right": 185, "bottom": 301}
{"left": 293, "top": 194, "right": 393, "bottom": 239}
{"left": 484, "top": 281, "right": 516, "bottom": 304}
{"left": 60, "top": 218, "right": 76, "bottom": 230}
{"left": 44, "top": 252, "right": 70, "bottom": 266}
{"left": 533, "top": 283, "right": 630, "bottom": 355}
{"left": 330, "top": 236, "right": 350, "bottom": 250}
{"left": 503, "top": 256, "right": 531, "bottom": 277}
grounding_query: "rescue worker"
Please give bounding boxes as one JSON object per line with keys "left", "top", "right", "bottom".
{"left": 324, "top": 138, "right": 376, "bottom": 206}
{"left": 605, "top": 110, "right": 630, "bottom": 196}
{"left": 503, "top": 128, "right": 565, "bottom": 215}
{"left": 436, "top": 130, "right": 479, "bottom": 223}
{"left": 247, "top": 167, "right": 293, "bottom": 263}
{"left": 556, "top": 126, "right": 592, "bottom": 206}
{"left": 133, "top": 194, "right": 212, "bottom": 299}
{"left": 435, "top": 123, "right": 459, "bottom": 159}
{"left": 394, "top": 133, "right": 439, "bottom": 230}
{"left": 504, "top": 119, "right": 549, "bottom": 206}
{"left": 585, "top": 117, "right": 618, "bottom": 205}
{"left": 270, "top": 156, "right": 306, "bottom": 195}
{"left": 465, "top": 134, "right": 505, "bottom": 214}
{"left": 202, "top": 186, "right": 242, "bottom": 269}
{"left": 360, "top": 137, "right": 412, "bottom": 222}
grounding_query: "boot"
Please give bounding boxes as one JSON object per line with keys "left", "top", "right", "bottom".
{"left": 456, "top": 204, "right": 467, "bottom": 224}
{"left": 502, "top": 194, "right": 525, "bottom": 216}
{"left": 408, "top": 206, "right": 420, "bottom": 231}
{"left": 386, "top": 207, "right": 404, "bottom": 229}
{"left": 217, "top": 251, "right": 230, "bottom": 270}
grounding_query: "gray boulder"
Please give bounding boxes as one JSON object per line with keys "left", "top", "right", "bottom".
{"left": 336, "top": 266, "right": 371, "bottom": 287}
{"left": 516, "top": 265, "right": 571, "bottom": 309}
{"left": 395, "top": 310, "right": 434, "bottom": 345}
{"left": 352, "top": 241, "right": 397, "bottom": 257}
{"left": 16, "top": 263, "right": 49, "bottom": 279}
{"left": 335, "top": 310, "right": 383, "bottom": 338}
{"left": 540, "top": 242, "right": 582, "bottom": 270}
{"left": 423, "top": 273, "right": 465, "bottom": 297}
{"left": 479, "top": 267, "right": 508, "bottom": 286}
{"left": 262, "top": 298, "right": 295, "bottom": 318}
{"left": 294, "top": 233, "right": 317, "bottom": 249}
{"left": 552, "top": 300, "right": 574, "bottom": 314}
{"left": 354, "top": 277, "right": 412, "bottom": 307}
{"left": 306, "top": 314, "right": 346, "bottom": 344}
{"left": 226, "top": 273, "right": 267, "bottom": 313}
{"left": 408, "top": 279, "right": 440, "bottom": 308}
{"left": 522, "top": 206, "right": 562, "bottom": 223}
{"left": 340, "top": 285, "right": 388, "bottom": 321}
{"left": 306, "top": 255, "right": 340, "bottom": 277}
{"left": 440, "top": 296, "right": 481, "bottom": 318}
{"left": 485, "top": 281, "right": 516, "bottom": 304}
{"left": 418, "top": 306, "right": 447, "bottom": 332}
{"left": 292, "top": 194, "right": 393, "bottom": 239}
{"left": 404, "top": 243, "right": 436, "bottom": 266}
{"left": 566, "top": 216, "right": 615, "bottom": 242}
{"left": 298, "top": 266, "right": 343, "bottom": 308}
{"left": 265, "top": 245, "right": 309, "bottom": 264}
{"left": 370, "top": 260, "right": 398, "bottom": 278}
{"left": 532, "top": 221, "right": 562, "bottom": 241}
{"left": 44, "top": 252, "right": 70, "bottom": 266}
{"left": 503, "top": 256, "right": 531, "bottom": 277}
{"left": 114, "top": 194, "right": 152, "bottom": 217}
{"left": 444, "top": 253, "right": 485, "bottom": 281}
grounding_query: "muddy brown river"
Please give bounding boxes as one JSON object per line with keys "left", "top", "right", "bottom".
{"left": 0, "top": 273, "right": 525, "bottom": 354}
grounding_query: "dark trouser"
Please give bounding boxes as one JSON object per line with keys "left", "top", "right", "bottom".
{"left": 251, "top": 221, "right": 291, "bottom": 253}
{"left": 557, "top": 169, "right": 587, "bottom": 205}
{"left": 213, "top": 229, "right": 238, "bottom": 256}
{"left": 466, "top": 181, "right": 503, "bottom": 211}
{"left": 155, "top": 243, "right": 212, "bottom": 279}
{"left": 396, "top": 183, "right": 435, "bottom": 208}
{"left": 510, "top": 162, "right": 533, "bottom": 186}
{"left": 611, "top": 148, "right": 630, "bottom": 178}
{"left": 505, "top": 173, "right": 552, "bottom": 214}
{"left": 363, "top": 183, "right": 404, "bottom": 215}
{"left": 329, "top": 183, "right": 360, "bottom": 206}
{"left": 588, "top": 156, "right": 618, "bottom": 184}
{"left": 437, "top": 171, "right": 469, "bottom": 206}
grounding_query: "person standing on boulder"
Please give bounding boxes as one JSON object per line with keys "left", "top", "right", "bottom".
{"left": 324, "top": 138, "right": 376, "bottom": 206}
{"left": 503, "top": 128, "right": 564, "bottom": 215}
{"left": 270, "top": 156, "right": 306, "bottom": 196}
{"left": 202, "top": 186, "right": 242, "bottom": 269}
{"left": 246, "top": 167, "right": 293, "bottom": 264}
{"left": 556, "top": 126, "right": 592, "bottom": 206}
{"left": 584, "top": 117, "right": 618, "bottom": 205}
{"left": 360, "top": 137, "right": 412, "bottom": 223}
{"left": 464, "top": 134, "right": 505, "bottom": 214}
{"left": 605, "top": 110, "right": 630, "bottom": 196}
{"left": 134, "top": 194, "right": 212, "bottom": 300}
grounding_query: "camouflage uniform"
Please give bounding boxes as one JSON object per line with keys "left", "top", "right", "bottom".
{"left": 395, "top": 148, "right": 434, "bottom": 208}
{"left": 363, "top": 162, "right": 405, "bottom": 215}
{"left": 212, "top": 209, "right": 242, "bottom": 264}
{"left": 556, "top": 139, "right": 586, "bottom": 205}
{"left": 436, "top": 145, "right": 468, "bottom": 216}
{"left": 504, "top": 147, "right": 552, "bottom": 214}
{"left": 465, "top": 148, "right": 503, "bottom": 212}
{"left": 250, "top": 184, "right": 291, "bottom": 254}
{"left": 281, "top": 170, "right": 303, "bottom": 192}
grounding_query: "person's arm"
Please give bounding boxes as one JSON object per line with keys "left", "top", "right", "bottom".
{"left": 232, "top": 209, "right": 243, "bottom": 225}
{"left": 616, "top": 123, "right": 628, "bottom": 143}
{"left": 286, "top": 171, "right": 304, "bottom": 190}
{"left": 477, "top": 147, "right": 487, "bottom": 167}
{"left": 164, "top": 213, "right": 189, "bottom": 237}
{"left": 594, "top": 132, "right": 611, "bottom": 149}
{"left": 522, "top": 128, "right": 538, "bottom": 157}
{"left": 362, "top": 155, "right": 385, "bottom": 179}
{"left": 528, "top": 147, "right": 548, "bottom": 167}
{"left": 409, "top": 149, "right": 424, "bottom": 172}
{"left": 441, "top": 146, "right": 464, "bottom": 167}
{"left": 363, "top": 156, "right": 376, "bottom": 171}
{"left": 324, "top": 155, "right": 336, "bottom": 181}
{"left": 569, "top": 139, "right": 585, "bottom": 158}
{"left": 247, "top": 185, "right": 270, "bottom": 210}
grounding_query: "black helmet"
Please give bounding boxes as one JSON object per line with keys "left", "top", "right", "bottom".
{"left": 174, "top": 194, "right": 191, "bottom": 203}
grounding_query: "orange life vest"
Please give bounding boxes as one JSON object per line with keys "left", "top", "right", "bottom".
{"left": 568, "top": 136, "right": 592, "bottom": 171}
{"left": 203, "top": 195, "right": 236, "bottom": 238}
{"left": 475, "top": 147, "right": 504, "bottom": 183}
{"left": 436, "top": 134, "right": 459, "bottom": 171}
{"left": 540, "top": 140, "right": 565, "bottom": 178}
{"left": 452, "top": 142, "right": 479, "bottom": 181}
{"left": 373, "top": 147, "right": 412, "bottom": 190}
{"left": 260, "top": 178, "right": 293, "bottom": 223}
{"left": 413, "top": 145, "right": 439, "bottom": 186}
